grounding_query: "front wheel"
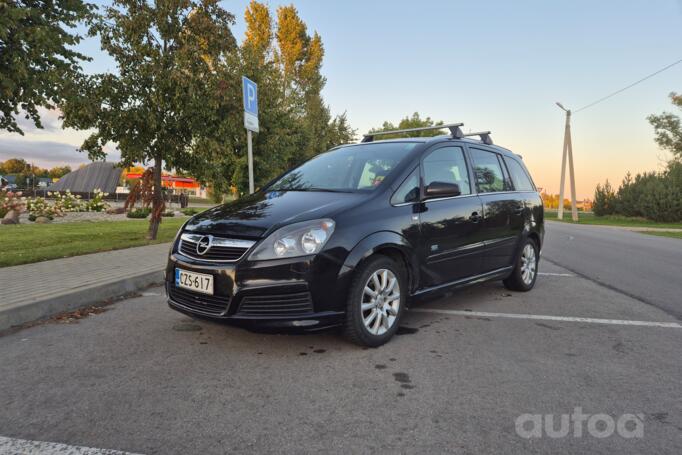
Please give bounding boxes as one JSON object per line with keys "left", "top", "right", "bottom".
{"left": 503, "top": 238, "right": 539, "bottom": 291}
{"left": 343, "top": 255, "right": 406, "bottom": 347}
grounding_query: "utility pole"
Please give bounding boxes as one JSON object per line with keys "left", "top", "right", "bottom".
{"left": 556, "top": 102, "right": 578, "bottom": 221}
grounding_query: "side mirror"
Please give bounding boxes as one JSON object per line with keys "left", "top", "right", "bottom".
{"left": 425, "top": 181, "right": 461, "bottom": 199}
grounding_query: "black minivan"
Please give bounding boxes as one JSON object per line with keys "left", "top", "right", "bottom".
{"left": 166, "top": 124, "right": 544, "bottom": 346}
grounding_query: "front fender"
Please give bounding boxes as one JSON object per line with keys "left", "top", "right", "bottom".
{"left": 338, "top": 231, "right": 419, "bottom": 294}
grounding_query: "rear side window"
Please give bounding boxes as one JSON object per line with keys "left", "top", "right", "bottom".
{"left": 423, "top": 146, "right": 471, "bottom": 195}
{"left": 504, "top": 157, "right": 535, "bottom": 191}
{"left": 469, "top": 148, "right": 510, "bottom": 193}
{"left": 391, "top": 168, "right": 420, "bottom": 204}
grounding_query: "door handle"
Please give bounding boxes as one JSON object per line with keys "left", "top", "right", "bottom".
{"left": 469, "top": 212, "right": 482, "bottom": 223}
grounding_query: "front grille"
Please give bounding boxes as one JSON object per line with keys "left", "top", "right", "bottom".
{"left": 168, "top": 284, "right": 230, "bottom": 316}
{"left": 237, "top": 292, "right": 314, "bottom": 317}
{"left": 178, "top": 234, "right": 254, "bottom": 262}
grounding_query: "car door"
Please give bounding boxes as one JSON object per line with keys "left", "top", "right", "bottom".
{"left": 417, "top": 144, "right": 485, "bottom": 287}
{"left": 467, "top": 147, "right": 525, "bottom": 272}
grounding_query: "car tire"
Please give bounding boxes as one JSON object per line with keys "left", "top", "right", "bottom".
{"left": 503, "top": 237, "right": 539, "bottom": 292}
{"left": 343, "top": 255, "right": 407, "bottom": 347}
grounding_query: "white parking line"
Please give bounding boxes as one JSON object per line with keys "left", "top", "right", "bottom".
{"left": 538, "top": 272, "right": 575, "bottom": 277}
{"left": 0, "top": 436, "right": 143, "bottom": 455}
{"left": 411, "top": 308, "right": 682, "bottom": 329}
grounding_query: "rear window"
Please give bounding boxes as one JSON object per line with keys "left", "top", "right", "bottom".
{"left": 269, "top": 142, "right": 418, "bottom": 192}
{"left": 504, "top": 157, "right": 535, "bottom": 191}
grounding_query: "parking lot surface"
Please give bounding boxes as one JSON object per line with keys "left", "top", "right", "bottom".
{"left": 1, "top": 258, "right": 680, "bottom": 454}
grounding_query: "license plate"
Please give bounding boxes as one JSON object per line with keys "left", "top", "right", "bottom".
{"left": 175, "top": 268, "right": 214, "bottom": 295}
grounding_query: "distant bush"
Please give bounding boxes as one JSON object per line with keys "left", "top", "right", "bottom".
{"left": 181, "top": 208, "right": 201, "bottom": 216}
{"left": 127, "top": 207, "right": 151, "bottom": 219}
{"left": 594, "top": 161, "right": 682, "bottom": 222}
{"left": 161, "top": 210, "right": 175, "bottom": 217}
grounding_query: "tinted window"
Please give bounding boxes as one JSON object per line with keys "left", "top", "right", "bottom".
{"left": 391, "top": 168, "right": 420, "bottom": 204}
{"left": 269, "top": 142, "right": 418, "bottom": 192}
{"left": 504, "top": 157, "right": 535, "bottom": 191}
{"left": 469, "top": 148, "right": 508, "bottom": 193}
{"left": 423, "top": 146, "right": 471, "bottom": 195}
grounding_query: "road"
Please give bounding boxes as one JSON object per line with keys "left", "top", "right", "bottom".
{"left": 1, "top": 257, "right": 680, "bottom": 454}
{"left": 542, "top": 221, "right": 682, "bottom": 320}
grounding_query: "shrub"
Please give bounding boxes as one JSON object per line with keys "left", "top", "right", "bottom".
{"left": 181, "top": 208, "right": 201, "bottom": 216}
{"left": 161, "top": 210, "right": 175, "bottom": 217}
{"left": 127, "top": 207, "right": 151, "bottom": 218}
{"left": 593, "top": 180, "right": 617, "bottom": 216}
{"left": 26, "top": 196, "right": 60, "bottom": 219}
{"left": 51, "top": 190, "right": 82, "bottom": 212}
{"left": 84, "top": 189, "right": 110, "bottom": 212}
{"left": 594, "top": 160, "right": 682, "bottom": 222}
{"left": 1, "top": 189, "right": 26, "bottom": 218}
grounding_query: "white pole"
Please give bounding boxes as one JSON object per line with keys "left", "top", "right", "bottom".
{"left": 247, "top": 129, "right": 254, "bottom": 194}
{"left": 557, "top": 111, "right": 569, "bottom": 220}
{"left": 566, "top": 112, "right": 579, "bottom": 221}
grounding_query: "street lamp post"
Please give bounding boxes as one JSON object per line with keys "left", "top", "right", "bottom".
{"left": 556, "top": 102, "right": 579, "bottom": 221}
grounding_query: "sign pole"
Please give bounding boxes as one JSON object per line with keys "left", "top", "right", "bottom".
{"left": 242, "top": 76, "right": 259, "bottom": 194}
{"left": 247, "top": 129, "right": 254, "bottom": 194}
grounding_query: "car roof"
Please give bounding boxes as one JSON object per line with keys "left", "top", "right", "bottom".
{"left": 341, "top": 135, "right": 521, "bottom": 159}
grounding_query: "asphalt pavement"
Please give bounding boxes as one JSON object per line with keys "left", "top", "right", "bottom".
{"left": 1, "top": 256, "right": 680, "bottom": 454}
{"left": 542, "top": 221, "right": 682, "bottom": 319}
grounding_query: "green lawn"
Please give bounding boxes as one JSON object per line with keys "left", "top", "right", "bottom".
{"left": 545, "top": 211, "right": 682, "bottom": 230}
{"left": 0, "top": 218, "right": 187, "bottom": 268}
{"left": 636, "top": 230, "right": 682, "bottom": 240}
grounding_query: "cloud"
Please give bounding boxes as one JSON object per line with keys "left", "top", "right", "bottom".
{"left": 13, "top": 107, "right": 63, "bottom": 134}
{"left": 0, "top": 137, "right": 120, "bottom": 169}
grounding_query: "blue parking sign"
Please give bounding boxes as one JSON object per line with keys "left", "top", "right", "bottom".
{"left": 242, "top": 76, "right": 258, "bottom": 116}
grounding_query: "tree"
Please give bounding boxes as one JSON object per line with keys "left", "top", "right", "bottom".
{"left": 0, "top": 0, "right": 93, "bottom": 134}
{"left": 647, "top": 92, "right": 682, "bottom": 161}
{"left": 61, "top": 0, "right": 239, "bottom": 239}
{"left": 0, "top": 158, "right": 30, "bottom": 174}
{"left": 48, "top": 165, "right": 72, "bottom": 179}
{"left": 369, "top": 112, "right": 445, "bottom": 139}
{"left": 199, "top": 1, "right": 355, "bottom": 197}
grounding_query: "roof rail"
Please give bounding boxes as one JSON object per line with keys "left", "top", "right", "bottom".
{"left": 463, "top": 131, "right": 493, "bottom": 145}
{"left": 361, "top": 123, "right": 464, "bottom": 143}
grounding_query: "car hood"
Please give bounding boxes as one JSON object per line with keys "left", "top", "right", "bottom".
{"left": 184, "top": 190, "right": 365, "bottom": 238}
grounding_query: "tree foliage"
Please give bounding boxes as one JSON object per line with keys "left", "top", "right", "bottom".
{"left": 61, "top": 0, "right": 239, "bottom": 239}
{"left": 0, "top": 0, "right": 93, "bottom": 134}
{"left": 647, "top": 92, "right": 682, "bottom": 160}
{"left": 368, "top": 112, "right": 445, "bottom": 139}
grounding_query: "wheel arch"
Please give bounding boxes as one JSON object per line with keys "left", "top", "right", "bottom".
{"left": 340, "top": 231, "right": 419, "bottom": 295}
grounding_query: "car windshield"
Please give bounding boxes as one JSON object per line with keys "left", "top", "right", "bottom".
{"left": 268, "top": 142, "right": 418, "bottom": 193}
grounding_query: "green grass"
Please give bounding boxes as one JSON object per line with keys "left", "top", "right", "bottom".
{"left": 545, "top": 211, "right": 682, "bottom": 230}
{"left": 636, "top": 230, "right": 682, "bottom": 240}
{"left": 0, "top": 218, "right": 187, "bottom": 268}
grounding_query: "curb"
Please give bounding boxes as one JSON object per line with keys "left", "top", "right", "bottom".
{"left": 0, "top": 269, "right": 165, "bottom": 333}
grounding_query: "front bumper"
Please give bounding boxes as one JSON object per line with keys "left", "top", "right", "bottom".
{"left": 165, "top": 249, "right": 348, "bottom": 331}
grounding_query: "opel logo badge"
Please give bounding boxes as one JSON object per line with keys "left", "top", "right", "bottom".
{"left": 196, "top": 235, "right": 212, "bottom": 255}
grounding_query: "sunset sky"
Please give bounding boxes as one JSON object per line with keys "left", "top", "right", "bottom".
{"left": 1, "top": 0, "right": 681, "bottom": 199}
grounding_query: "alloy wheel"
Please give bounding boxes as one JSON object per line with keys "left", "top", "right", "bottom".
{"left": 520, "top": 243, "right": 537, "bottom": 285}
{"left": 361, "top": 268, "right": 400, "bottom": 336}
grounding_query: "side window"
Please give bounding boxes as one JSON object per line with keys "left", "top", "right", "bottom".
{"left": 391, "top": 168, "right": 420, "bottom": 205}
{"left": 504, "top": 157, "right": 535, "bottom": 191}
{"left": 469, "top": 148, "right": 507, "bottom": 193}
{"left": 422, "top": 146, "right": 471, "bottom": 195}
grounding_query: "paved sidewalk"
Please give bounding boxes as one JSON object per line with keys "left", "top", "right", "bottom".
{"left": 0, "top": 243, "right": 171, "bottom": 332}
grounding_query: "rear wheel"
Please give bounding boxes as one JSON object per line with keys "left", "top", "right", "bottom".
{"left": 503, "top": 238, "right": 539, "bottom": 291}
{"left": 343, "top": 255, "right": 406, "bottom": 347}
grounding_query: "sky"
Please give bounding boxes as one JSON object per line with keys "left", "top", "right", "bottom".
{"left": 2, "top": 0, "right": 681, "bottom": 199}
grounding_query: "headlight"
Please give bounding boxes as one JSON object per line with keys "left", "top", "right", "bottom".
{"left": 249, "top": 219, "right": 335, "bottom": 260}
